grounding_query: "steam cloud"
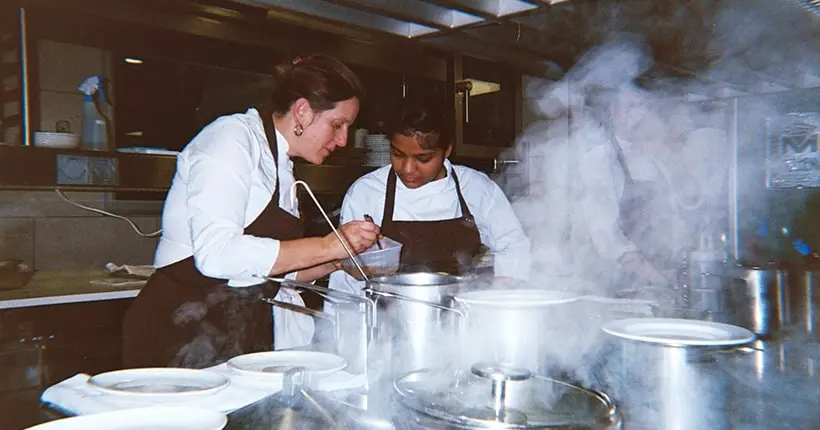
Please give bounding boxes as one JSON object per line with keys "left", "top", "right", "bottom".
{"left": 500, "top": 0, "right": 820, "bottom": 428}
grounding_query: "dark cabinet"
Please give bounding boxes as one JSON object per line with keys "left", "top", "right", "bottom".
{"left": 454, "top": 55, "right": 521, "bottom": 160}
{"left": 0, "top": 299, "right": 133, "bottom": 393}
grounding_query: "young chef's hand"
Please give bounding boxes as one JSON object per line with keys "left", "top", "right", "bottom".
{"left": 327, "top": 220, "right": 381, "bottom": 260}
{"left": 618, "top": 251, "right": 669, "bottom": 286}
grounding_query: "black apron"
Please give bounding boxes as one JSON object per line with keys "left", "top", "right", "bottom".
{"left": 380, "top": 169, "right": 483, "bottom": 275}
{"left": 122, "top": 109, "right": 305, "bottom": 369}
{"left": 610, "top": 138, "right": 679, "bottom": 283}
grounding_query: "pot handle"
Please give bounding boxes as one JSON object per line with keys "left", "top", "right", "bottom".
{"left": 362, "top": 288, "right": 465, "bottom": 318}
{"left": 261, "top": 297, "right": 336, "bottom": 322}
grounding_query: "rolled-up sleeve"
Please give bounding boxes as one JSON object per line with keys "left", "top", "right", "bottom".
{"left": 474, "top": 178, "right": 532, "bottom": 281}
{"left": 184, "top": 119, "right": 281, "bottom": 280}
{"left": 577, "top": 147, "right": 637, "bottom": 261}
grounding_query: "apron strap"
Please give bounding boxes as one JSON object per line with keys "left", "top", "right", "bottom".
{"left": 608, "top": 131, "right": 635, "bottom": 185}
{"left": 450, "top": 169, "right": 473, "bottom": 219}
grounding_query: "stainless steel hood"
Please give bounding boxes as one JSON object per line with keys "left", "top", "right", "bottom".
{"left": 237, "top": 0, "right": 562, "bottom": 39}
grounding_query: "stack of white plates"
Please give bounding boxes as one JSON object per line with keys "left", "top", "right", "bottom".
{"left": 363, "top": 133, "right": 390, "bottom": 167}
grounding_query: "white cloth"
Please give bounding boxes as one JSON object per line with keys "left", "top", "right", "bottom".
{"left": 153, "top": 108, "right": 312, "bottom": 350}
{"left": 40, "top": 364, "right": 366, "bottom": 415}
{"left": 328, "top": 160, "right": 531, "bottom": 296}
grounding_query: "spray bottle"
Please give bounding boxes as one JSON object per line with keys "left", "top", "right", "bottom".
{"left": 78, "top": 75, "right": 111, "bottom": 151}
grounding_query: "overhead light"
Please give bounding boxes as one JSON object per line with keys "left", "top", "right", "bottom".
{"left": 125, "top": 131, "right": 144, "bottom": 137}
{"left": 460, "top": 78, "right": 502, "bottom": 96}
{"left": 124, "top": 57, "right": 143, "bottom": 65}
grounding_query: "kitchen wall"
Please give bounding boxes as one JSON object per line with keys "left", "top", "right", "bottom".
{"left": 0, "top": 191, "right": 160, "bottom": 270}
{"left": 37, "top": 39, "right": 114, "bottom": 135}
{"left": 0, "top": 40, "right": 160, "bottom": 271}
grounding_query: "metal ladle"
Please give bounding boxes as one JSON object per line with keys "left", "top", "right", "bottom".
{"left": 291, "top": 180, "right": 369, "bottom": 282}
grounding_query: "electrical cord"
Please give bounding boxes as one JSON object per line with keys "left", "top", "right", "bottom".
{"left": 54, "top": 189, "right": 162, "bottom": 238}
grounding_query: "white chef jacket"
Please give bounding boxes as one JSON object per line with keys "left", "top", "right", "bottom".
{"left": 154, "top": 108, "right": 313, "bottom": 350}
{"left": 327, "top": 160, "right": 532, "bottom": 296}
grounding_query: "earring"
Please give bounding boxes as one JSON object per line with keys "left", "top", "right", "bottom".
{"left": 294, "top": 124, "right": 304, "bottom": 136}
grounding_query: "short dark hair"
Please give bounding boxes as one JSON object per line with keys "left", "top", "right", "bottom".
{"left": 387, "top": 101, "right": 452, "bottom": 151}
{"left": 269, "top": 54, "right": 365, "bottom": 116}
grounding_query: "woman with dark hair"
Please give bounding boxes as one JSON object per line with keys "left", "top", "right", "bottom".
{"left": 327, "top": 100, "right": 531, "bottom": 295}
{"left": 123, "top": 54, "right": 380, "bottom": 368}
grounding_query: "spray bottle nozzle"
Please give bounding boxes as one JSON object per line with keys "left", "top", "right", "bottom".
{"left": 78, "top": 75, "right": 101, "bottom": 96}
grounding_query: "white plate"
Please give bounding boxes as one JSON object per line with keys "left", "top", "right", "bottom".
{"left": 227, "top": 351, "right": 347, "bottom": 377}
{"left": 602, "top": 318, "right": 757, "bottom": 346}
{"left": 33, "top": 132, "right": 80, "bottom": 149}
{"left": 87, "top": 368, "right": 230, "bottom": 398}
{"left": 25, "top": 406, "right": 227, "bottom": 430}
{"left": 455, "top": 289, "right": 580, "bottom": 307}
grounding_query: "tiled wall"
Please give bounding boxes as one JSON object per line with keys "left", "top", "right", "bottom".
{"left": 37, "top": 39, "right": 113, "bottom": 135}
{"left": 0, "top": 191, "right": 161, "bottom": 270}
{"left": 0, "top": 41, "right": 159, "bottom": 271}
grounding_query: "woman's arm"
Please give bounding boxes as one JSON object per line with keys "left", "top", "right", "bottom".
{"left": 184, "top": 119, "right": 377, "bottom": 281}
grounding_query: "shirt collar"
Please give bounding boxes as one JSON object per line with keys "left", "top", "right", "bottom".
{"left": 395, "top": 159, "right": 454, "bottom": 191}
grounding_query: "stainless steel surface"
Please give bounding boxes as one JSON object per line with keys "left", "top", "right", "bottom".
{"left": 291, "top": 180, "right": 369, "bottom": 281}
{"left": 366, "top": 273, "right": 469, "bottom": 378}
{"left": 720, "top": 337, "right": 820, "bottom": 429}
{"left": 240, "top": 0, "right": 545, "bottom": 39}
{"left": 393, "top": 366, "right": 621, "bottom": 429}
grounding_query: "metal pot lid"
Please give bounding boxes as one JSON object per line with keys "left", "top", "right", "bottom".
{"left": 368, "top": 272, "right": 470, "bottom": 286}
{"left": 602, "top": 318, "right": 756, "bottom": 347}
{"left": 393, "top": 363, "right": 617, "bottom": 429}
{"left": 455, "top": 289, "right": 580, "bottom": 307}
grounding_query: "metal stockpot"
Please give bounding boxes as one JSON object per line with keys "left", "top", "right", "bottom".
{"left": 786, "top": 270, "right": 819, "bottom": 339}
{"left": 699, "top": 265, "right": 789, "bottom": 338}
{"left": 596, "top": 318, "right": 756, "bottom": 430}
{"left": 366, "top": 276, "right": 583, "bottom": 376}
{"left": 453, "top": 289, "right": 581, "bottom": 373}
{"left": 364, "top": 273, "right": 469, "bottom": 378}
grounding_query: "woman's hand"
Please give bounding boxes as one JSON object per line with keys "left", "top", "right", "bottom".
{"left": 326, "top": 220, "right": 380, "bottom": 260}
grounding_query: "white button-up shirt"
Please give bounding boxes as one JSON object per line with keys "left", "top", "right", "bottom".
{"left": 328, "top": 160, "right": 532, "bottom": 295}
{"left": 154, "top": 108, "right": 311, "bottom": 349}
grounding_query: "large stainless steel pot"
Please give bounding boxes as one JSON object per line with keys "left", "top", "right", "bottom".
{"left": 364, "top": 272, "right": 469, "bottom": 378}
{"left": 786, "top": 270, "right": 819, "bottom": 339}
{"left": 366, "top": 275, "right": 584, "bottom": 376}
{"left": 392, "top": 362, "right": 622, "bottom": 429}
{"left": 724, "top": 265, "right": 789, "bottom": 338}
{"left": 453, "top": 289, "right": 582, "bottom": 373}
{"left": 597, "top": 318, "right": 756, "bottom": 430}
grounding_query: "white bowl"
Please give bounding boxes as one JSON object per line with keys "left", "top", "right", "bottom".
{"left": 34, "top": 132, "right": 80, "bottom": 149}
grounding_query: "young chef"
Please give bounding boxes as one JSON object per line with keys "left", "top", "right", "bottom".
{"left": 122, "top": 54, "right": 380, "bottom": 368}
{"left": 327, "top": 101, "right": 531, "bottom": 296}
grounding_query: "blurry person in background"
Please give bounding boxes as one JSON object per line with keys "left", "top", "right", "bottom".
{"left": 525, "top": 85, "right": 683, "bottom": 297}
{"left": 576, "top": 87, "right": 730, "bottom": 297}
{"left": 122, "top": 54, "right": 380, "bottom": 369}
{"left": 327, "top": 100, "right": 531, "bottom": 297}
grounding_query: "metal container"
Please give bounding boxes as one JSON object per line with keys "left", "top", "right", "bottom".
{"left": 598, "top": 318, "right": 756, "bottom": 430}
{"left": 392, "top": 363, "right": 621, "bottom": 429}
{"left": 364, "top": 273, "right": 469, "bottom": 378}
{"left": 722, "top": 265, "right": 789, "bottom": 338}
{"left": 786, "top": 270, "right": 819, "bottom": 339}
{"left": 453, "top": 289, "right": 582, "bottom": 373}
